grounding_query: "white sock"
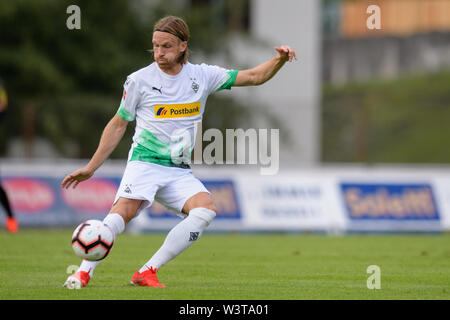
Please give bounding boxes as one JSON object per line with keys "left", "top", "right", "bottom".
{"left": 78, "top": 213, "right": 125, "bottom": 277}
{"left": 139, "top": 207, "right": 216, "bottom": 272}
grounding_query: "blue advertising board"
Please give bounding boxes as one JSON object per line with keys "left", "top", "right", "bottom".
{"left": 0, "top": 175, "right": 241, "bottom": 228}
{"left": 1, "top": 175, "right": 121, "bottom": 226}
{"left": 340, "top": 182, "right": 441, "bottom": 231}
{"left": 340, "top": 183, "right": 440, "bottom": 220}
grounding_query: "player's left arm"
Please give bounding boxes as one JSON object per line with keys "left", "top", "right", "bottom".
{"left": 233, "top": 45, "right": 297, "bottom": 87}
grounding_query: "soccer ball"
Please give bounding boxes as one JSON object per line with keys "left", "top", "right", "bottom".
{"left": 71, "top": 220, "right": 114, "bottom": 261}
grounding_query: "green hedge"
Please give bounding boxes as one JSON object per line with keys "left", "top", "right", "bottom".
{"left": 322, "top": 71, "right": 450, "bottom": 163}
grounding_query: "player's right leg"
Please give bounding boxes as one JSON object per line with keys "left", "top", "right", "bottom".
{"left": 63, "top": 198, "right": 142, "bottom": 289}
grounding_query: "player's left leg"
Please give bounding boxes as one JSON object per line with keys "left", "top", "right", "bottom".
{"left": 64, "top": 198, "right": 142, "bottom": 289}
{"left": 132, "top": 188, "right": 217, "bottom": 287}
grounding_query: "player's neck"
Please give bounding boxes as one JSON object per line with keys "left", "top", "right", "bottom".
{"left": 157, "top": 62, "right": 184, "bottom": 76}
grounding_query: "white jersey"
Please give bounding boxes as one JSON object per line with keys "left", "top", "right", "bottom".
{"left": 117, "top": 62, "right": 238, "bottom": 168}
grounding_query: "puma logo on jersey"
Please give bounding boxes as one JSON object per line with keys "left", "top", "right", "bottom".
{"left": 152, "top": 86, "right": 162, "bottom": 94}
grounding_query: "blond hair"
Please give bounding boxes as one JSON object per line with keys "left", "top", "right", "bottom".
{"left": 153, "top": 16, "right": 190, "bottom": 64}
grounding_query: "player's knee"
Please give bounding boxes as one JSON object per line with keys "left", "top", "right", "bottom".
{"left": 183, "top": 192, "right": 217, "bottom": 214}
{"left": 202, "top": 202, "right": 217, "bottom": 214}
{"left": 197, "top": 194, "right": 217, "bottom": 213}
{"left": 189, "top": 207, "right": 217, "bottom": 226}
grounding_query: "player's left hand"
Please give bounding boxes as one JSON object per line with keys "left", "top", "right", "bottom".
{"left": 275, "top": 45, "right": 297, "bottom": 62}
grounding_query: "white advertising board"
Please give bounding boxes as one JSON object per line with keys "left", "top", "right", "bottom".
{"left": 233, "top": 173, "right": 345, "bottom": 232}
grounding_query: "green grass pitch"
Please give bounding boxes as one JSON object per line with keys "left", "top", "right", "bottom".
{"left": 0, "top": 229, "right": 449, "bottom": 300}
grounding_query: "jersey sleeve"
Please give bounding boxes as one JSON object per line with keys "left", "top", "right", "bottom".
{"left": 116, "top": 77, "right": 140, "bottom": 121}
{"left": 201, "top": 64, "right": 239, "bottom": 95}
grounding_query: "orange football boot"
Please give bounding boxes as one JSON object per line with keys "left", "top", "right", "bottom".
{"left": 130, "top": 266, "right": 165, "bottom": 287}
{"left": 5, "top": 217, "right": 18, "bottom": 234}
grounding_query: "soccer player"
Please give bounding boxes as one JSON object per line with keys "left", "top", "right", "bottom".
{"left": 62, "top": 15, "right": 297, "bottom": 289}
{"left": 0, "top": 78, "right": 19, "bottom": 234}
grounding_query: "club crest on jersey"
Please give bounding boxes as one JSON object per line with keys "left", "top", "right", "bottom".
{"left": 191, "top": 81, "right": 199, "bottom": 93}
{"left": 155, "top": 102, "right": 201, "bottom": 119}
{"left": 189, "top": 232, "right": 199, "bottom": 241}
{"left": 124, "top": 184, "right": 132, "bottom": 194}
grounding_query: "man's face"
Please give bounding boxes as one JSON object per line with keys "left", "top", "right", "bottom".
{"left": 152, "top": 31, "right": 187, "bottom": 69}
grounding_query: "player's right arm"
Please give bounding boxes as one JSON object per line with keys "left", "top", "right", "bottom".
{"left": 63, "top": 76, "right": 139, "bottom": 189}
{"left": 61, "top": 114, "right": 128, "bottom": 189}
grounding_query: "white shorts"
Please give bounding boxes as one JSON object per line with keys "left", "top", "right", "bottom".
{"left": 113, "top": 161, "right": 209, "bottom": 218}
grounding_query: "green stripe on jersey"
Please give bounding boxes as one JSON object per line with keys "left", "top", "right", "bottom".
{"left": 130, "top": 129, "right": 190, "bottom": 168}
{"left": 117, "top": 100, "right": 135, "bottom": 121}
{"left": 217, "top": 70, "right": 238, "bottom": 91}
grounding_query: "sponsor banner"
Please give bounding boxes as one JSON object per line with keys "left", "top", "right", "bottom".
{"left": 154, "top": 102, "right": 201, "bottom": 119}
{"left": 0, "top": 169, "right": 243, "bottom": 230}
{"left": 2, "top": 177, "right": 56, "bottom": 214}
{"left": 339, "top": 182, "right": 442, "bottom": 231}
{"left": 1, "top": 175, "right": 120, "bottom": 226}
{"left": 234, "top": 174, "right": 345, "bottom": 232}
{"left": 1, "top": 161, "right": 450, "bottom": 232}
{"left": 61, "top": 178, "right": 119, "bottom": 214}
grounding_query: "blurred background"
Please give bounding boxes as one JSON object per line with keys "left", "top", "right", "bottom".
{"left": 1, "top": 0, "right": 450, "bottom": 233}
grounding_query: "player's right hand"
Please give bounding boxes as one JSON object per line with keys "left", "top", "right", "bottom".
{"left": 61, "top": 167, "right": 94, "bottom": 189}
